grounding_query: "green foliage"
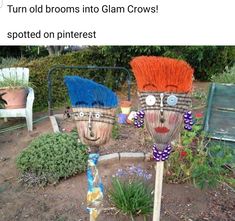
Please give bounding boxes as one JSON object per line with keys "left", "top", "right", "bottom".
{"left": 211, "top": 63, "right": 235, "bottom": 83}
{"left": 5, "top": 46, "right": 233, "bottom": 110}
{"left": 192, "top": 144, "right": 234, "bottom": 189}
{"left": 165, "top": 115, "right": 235, "bottom": 190}
{"left": 192, "top": 91, "right": 207, "bottom": 102}
{"left": 0, "top": 76, "right": 31, "bottom": 89}
{"left": 100, "top": 46, "right": 235, "bottom": 81}
{"left": 165, "top": 123, "right": 206, "bottom": 184}
{"left": 109, "top": 177, "right": 153, "bottom": 220}
{"left": 14, "top": 47, "right": 113, "bottom": 110}
{"left": 112, "top": 123, "right": 120, "bottom": 139}
{"left": 0, "top": 92, "right": 7, "bottom": 108}
{"left": 16, "top": 133, "right": 88, "bottom": 186}
{"left": 0, "top": 46, "right": 48, "bottom": 59}
{"left": 22, "top": 46, "right": 49, "bottom": 58}
{"left": 0, "top": 57, "right": 19, "bottom": 69}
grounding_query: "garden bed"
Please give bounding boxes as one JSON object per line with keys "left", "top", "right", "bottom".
{"left": 1, "top": 82, "right": 235, "bottom": 221}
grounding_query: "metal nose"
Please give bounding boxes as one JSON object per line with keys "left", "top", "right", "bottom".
{"left": 160, "top": 93, "right": 165, "bottom": 123}
{"left": 88, "top": 112, "right": 94, "bottom": 137}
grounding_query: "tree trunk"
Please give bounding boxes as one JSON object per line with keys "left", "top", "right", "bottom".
{"left": 46, "top": 46, "right": 64, "bottom": 56}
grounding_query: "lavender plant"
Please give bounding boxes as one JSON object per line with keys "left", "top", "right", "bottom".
{"left": 109, "top": 165, "right": 153, "bottom": 220}
{"left": 115, "top": 165, "right": 152, "bottom": 181}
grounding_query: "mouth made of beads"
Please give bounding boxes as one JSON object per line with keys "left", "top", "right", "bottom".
{"left": 152, "top": 144, "right": 172, "bottom": 161}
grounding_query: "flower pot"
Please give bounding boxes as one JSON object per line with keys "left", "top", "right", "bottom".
{"left": 120, "top": 100, "right": 132, "bottom": 115}
{"left": 126, "top": 111, "right": 137, "bottom": 124}
{"left": 0, "top": 87, "right": 27, "bottom": 109}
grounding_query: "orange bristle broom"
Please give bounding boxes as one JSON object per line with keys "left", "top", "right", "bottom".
{"left": 130, "top": 56, "right": 193, "bottom": 93}
{"left": 130, "top": 56, "right": 194, "bottom": 221}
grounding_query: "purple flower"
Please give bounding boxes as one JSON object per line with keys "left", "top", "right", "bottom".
{"left": 115, "top": 168, "right": 127, "bottom": 177}
{"left": 113, "top": 165, "right": 153, "bottom": 181}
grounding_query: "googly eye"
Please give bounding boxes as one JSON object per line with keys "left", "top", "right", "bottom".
{"left": 95, "top": 113, "right": 101, "bottom": 118}
{"left": 167, "top": 95, "right": 178, "bottom": 106}
{"left": 145, "top": 95, "right": 156, "bottom": 106}
{"left": 79, "top": 112, "right": 85, "bottom": 117}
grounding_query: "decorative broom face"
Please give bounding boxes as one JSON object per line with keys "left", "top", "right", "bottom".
{"left": 73, "top": 107, "right": 116, "bottom": 146}
{"left": 64, "top": 76, "right": 118, "bottom": 147}
{"left": 140, "top": 92, "right": 191, "bottom": 144}
{"left": 131, "top": 56, "right": 193, "bottom": 145}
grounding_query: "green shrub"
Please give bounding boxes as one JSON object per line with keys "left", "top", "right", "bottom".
{"left": 164, "top": 120, "right": 206, "bottom": 184}
{"left": 16, "top": 133, "right": 88, "bottom": 186}
{"left": 192, "top": 144, "right": 234, "bottom": 189}
{"left": 14, "top": 47, "right": 122, "bottom": 110}
{"left": 109, "top": 178, "right": 153, "bottom": 220}
{"left": 211, "top": 63, "right": 235, "bottom": 83}
{"left": 0, "top": 57, "right": 19, "bottom": 69}
{"left": 112, "top": 123, "right": 120, "bottom": 140}
{"left": 165, "top": 114, "right": 235, "bottom": 189}
{"left": 0, "top": 76, "right": 32, "bottom": 88}
{"left": 100, "top": 46, "right": 235, "bottom": 81}
{"left": 5, "top": 46, "right": 233, "bottom": 110}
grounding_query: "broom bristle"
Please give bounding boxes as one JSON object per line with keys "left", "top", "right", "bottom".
{"left": 64, "top": 76, "right": 118, "bottom": 108}
{"left": 130, "top": 56, "right": 194, "bottom": 93}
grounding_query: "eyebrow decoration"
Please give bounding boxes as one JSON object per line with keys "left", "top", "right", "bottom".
{"left": 143, "top": 83, "right": 158, "bottom": 90}
{"left": 75, "top": 101, "right": 89, "bottom": 106}
{"left": 166, "top": 84, "right": 178, "bottom": 89}
{"left": 92, "top": 101, "right": 104, "bottom": 107}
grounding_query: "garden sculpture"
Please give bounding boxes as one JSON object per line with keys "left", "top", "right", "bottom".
{"left": 64, "top": 76, "right": 118, "bottom": 221}
{"left": 130, "top": 56, "right": 194, "bottom": 221}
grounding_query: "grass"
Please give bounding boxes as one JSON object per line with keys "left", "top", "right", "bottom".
{"left": 211, "top": 64, "right": 235, "bottom": 84}
{"left": 0, "top": 77, "right": 31, "bottom": 89}
{"left": 109, "top": 178, "right": 153, "bottom": 221}
{"left": 112, "top": 122, "right": 120, "bottom": 139}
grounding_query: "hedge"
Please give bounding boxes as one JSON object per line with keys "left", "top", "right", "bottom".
{"left": 12, "top": 46, "right": 234, "bottom": 110}
{"left": 15, "top": 47, "right": 110, "bottom": 110}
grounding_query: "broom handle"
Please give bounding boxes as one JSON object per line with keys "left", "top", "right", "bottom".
{"left": 153, "top": 161, "right": 164, "bottom": 221}
{"left": 90, "top": 214, "right": 95, "bottom": 221}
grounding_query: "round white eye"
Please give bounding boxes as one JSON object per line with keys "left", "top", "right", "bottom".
{"left": 145, "top": 95, "right": 156, "bottom": 106}
{"left": 95, "top": 113, "right": 101, "bottom": 118}
{"left": 167, "top": 95, "right": 178, "bottom": 106}
{"left": 79, "top": 112, "right": 85, "bottom": 117}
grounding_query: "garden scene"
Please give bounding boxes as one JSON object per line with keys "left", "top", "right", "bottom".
{"left": 0, "top": 46, "right": 235, "bottom": 221}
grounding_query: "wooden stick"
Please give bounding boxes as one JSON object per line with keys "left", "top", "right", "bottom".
{"left": 153, "top": 161, "right": 164, "bottom": 221}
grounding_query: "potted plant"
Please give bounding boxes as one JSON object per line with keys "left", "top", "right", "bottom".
{"left": 0, "top": 76, "right": 31, "bottom": 109}
{"left": 120, "top": 100, "right": 132, "bottom": 115}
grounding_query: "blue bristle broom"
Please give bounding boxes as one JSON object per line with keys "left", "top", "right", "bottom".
{"left": 64, "top": 75, "right": 118, "bottom": 221}
{"left": 64, "top": 76, "right": 118, "bottom": 108}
